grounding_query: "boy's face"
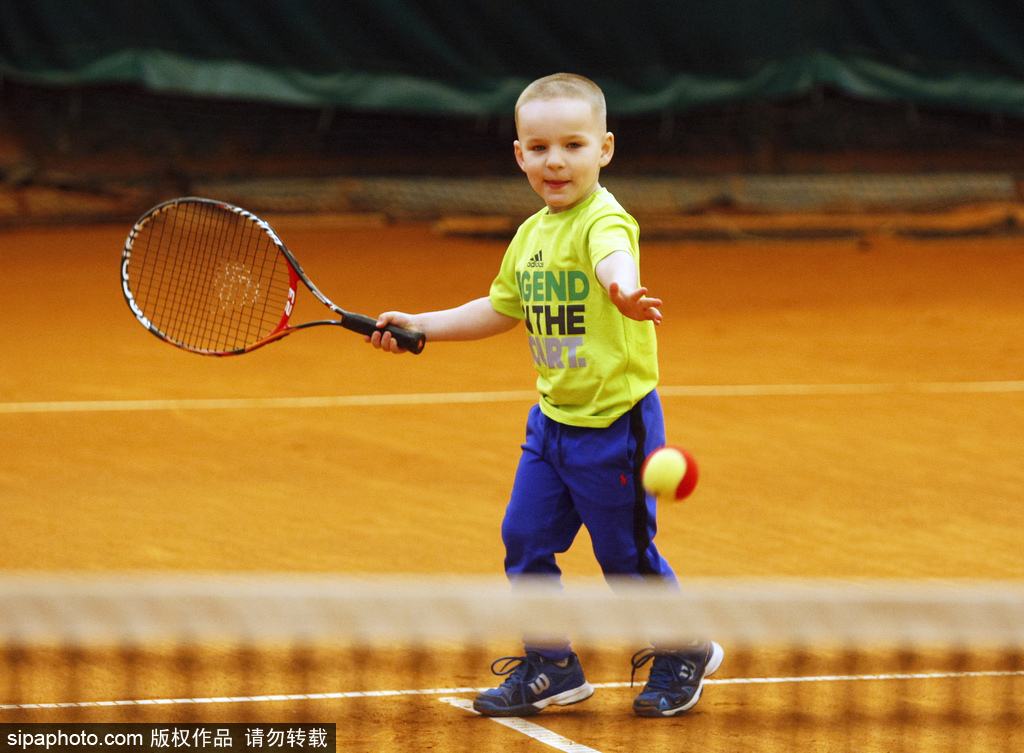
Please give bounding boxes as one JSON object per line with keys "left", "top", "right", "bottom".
{"left": 514, "top": 97, "right": 613, "bottom": 214}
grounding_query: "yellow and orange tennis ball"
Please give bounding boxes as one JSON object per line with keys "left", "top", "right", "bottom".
{"left": 641, "top": 445, "right": 699, "bottom": 500}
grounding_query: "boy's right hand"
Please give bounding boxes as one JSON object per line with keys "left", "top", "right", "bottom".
{"left": 366, "top": 311, "right": 414, "bottom": 353}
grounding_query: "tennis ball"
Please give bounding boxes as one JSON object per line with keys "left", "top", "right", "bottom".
{"left": 641, "top": 446, "right": 699, "bottom": 500}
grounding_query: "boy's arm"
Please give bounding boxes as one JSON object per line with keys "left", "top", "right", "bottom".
{"left": 367, "top": 296, "right": 519, "bottom": 353}
{"left": 595, "top": 250, "right": 663, "bottom": 324}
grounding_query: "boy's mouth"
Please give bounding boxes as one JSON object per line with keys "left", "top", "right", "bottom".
{"left": 545, "top": 180, "right": 570, "bottom": 190}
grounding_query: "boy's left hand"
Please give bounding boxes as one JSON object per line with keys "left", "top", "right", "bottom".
{"left": 608, "top": 281, "right": 663, "bottom": 324}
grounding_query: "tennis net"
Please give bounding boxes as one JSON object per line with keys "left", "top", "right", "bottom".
{"left": 2, "top": 575, "right": 1022, "bottom": 752}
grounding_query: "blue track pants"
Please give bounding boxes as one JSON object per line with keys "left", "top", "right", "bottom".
{"left": 501, "top": 390, "right": 678, "bottom": 659}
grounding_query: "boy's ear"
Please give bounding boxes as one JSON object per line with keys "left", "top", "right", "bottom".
{"left": 600, "top": 132, "right": 615, "bottom": 167}
{"left": 514, "top": 140, "right": 527, "bottom": 171}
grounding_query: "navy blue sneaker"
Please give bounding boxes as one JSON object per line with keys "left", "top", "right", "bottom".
{"left": 473, "top": 652, "right": 594, "bottom": 717}
{"left": 631, "top": 640, "right": 724, "bottom": 718}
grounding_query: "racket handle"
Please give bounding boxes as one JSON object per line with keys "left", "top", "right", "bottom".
{"left": 344, "top": 313, "right": 426, "bottom": 354}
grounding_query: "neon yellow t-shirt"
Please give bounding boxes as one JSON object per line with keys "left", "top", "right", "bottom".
{"left": 489, "top": 188, "right": 658, "bottom": 428}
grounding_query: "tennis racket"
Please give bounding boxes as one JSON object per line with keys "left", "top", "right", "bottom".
{"left": 120, "top": 197, "right": 426, "bottom": 355}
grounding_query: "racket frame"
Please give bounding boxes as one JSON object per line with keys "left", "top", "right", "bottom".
{"left": 121, "top": 197, "right": 425, "bottom": 355}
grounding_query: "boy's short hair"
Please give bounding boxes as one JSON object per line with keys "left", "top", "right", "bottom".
{"left": 515, "top": 73, "right": 607, "bottom": 131}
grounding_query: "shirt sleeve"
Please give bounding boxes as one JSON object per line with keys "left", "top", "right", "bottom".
{"left": 586, "top": 213, "right": 640, "bottom": 268}
{"left": 488, "top": 236, "right": 526, "bottom": 320}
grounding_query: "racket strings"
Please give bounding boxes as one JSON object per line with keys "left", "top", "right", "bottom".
{"left": 127, "top": 201, "right": 294, "bottom": 353}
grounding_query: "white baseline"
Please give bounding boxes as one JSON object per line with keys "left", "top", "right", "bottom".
{"left": 2, "top": 380, "right": 1023, "bottom": 414}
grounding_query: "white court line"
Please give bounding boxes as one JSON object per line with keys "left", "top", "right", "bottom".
{"left": 2, "top": 380, "right": 1024, "bottom": 414}
{"left": 660, "top": 380, "right": 1024, "bottom": 397}
{"left": 0, "top": 391, "right": 537, "bottom": 414}
{"left": 3, "top": 670, "right": 1022, "bottom": 712}
{"left": 599, "top": 669, "right": 1024, "bottom": 687}
{"left": 439, "top": 697, "right": 602, "bottom": 753}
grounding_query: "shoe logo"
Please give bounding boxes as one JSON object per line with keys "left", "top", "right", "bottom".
{"left": 528, "top": 673, "right": 551, "bottom": 695}
{"left": 526, "top": 249, "right": 544, "bottom": 268}
{"left": 678, "top": 659, "right": 699, "bottom": 680}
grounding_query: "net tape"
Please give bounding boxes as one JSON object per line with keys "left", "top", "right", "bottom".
{"left": 2, "top": 575, "right": 1022, "bottom": 648}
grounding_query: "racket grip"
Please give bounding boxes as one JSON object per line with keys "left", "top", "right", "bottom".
{"left": 344, "top": 313, "right": 426, "bottom": 354}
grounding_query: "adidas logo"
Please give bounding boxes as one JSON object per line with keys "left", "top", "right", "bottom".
{"left": 526, "top": 249, "right": 544, "bottom": 268}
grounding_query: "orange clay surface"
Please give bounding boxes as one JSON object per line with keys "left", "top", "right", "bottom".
{"left": 1, "top": 221, "right": 1022, "bottom": 750}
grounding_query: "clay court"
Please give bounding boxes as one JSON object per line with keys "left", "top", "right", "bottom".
{"left": 1, "top": 219, "right": 1022, "bottom": 750}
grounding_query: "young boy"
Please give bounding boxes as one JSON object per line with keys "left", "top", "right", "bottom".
{"left": 367, "top": 73, "right": 722, "bottom": 718}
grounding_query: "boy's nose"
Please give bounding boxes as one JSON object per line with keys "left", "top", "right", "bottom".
{"left": 545, "top": 148, "right": 565, "bottom": 167}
